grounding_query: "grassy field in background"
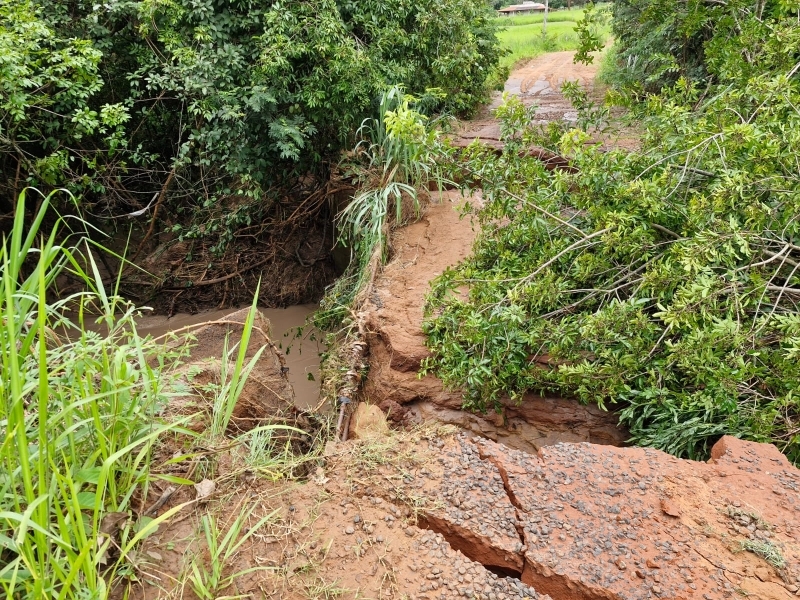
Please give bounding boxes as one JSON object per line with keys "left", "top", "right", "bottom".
{"left": 493, "top": 7, "right": 587, "bottom": 27}
{"left": 494, "top": 7, "right": 610, "bottom": 70}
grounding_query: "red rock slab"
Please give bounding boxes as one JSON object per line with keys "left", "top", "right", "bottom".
{"left": 414, "top": 436, "right": 526, "bottom": 574}
{"left": 476, "top": 437, "right": 800, "bottom": 600}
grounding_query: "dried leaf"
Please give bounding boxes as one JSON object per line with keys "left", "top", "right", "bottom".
{"left": 100, "top": 512, "right": 129, "bottom": 535}
{"left": 194, "top": 478, "right": 216, "bottom": 502}
{"left": 312, "top": 467, "right": 329, "bottom": 485}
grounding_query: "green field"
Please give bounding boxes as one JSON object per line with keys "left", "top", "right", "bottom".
{"left": 494, "top": 7, "right": 610, "bottom": 69}
{"left": 493, "top": 7, "right": 588, "bottom": 26}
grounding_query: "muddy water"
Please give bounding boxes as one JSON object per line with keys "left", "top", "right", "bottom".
{"left": 134, "top": 304, "right": 323, "bottom": 410}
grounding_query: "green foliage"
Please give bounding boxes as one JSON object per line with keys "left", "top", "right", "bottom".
{"left": 188, "top": 505, "right": 278, "bottom": 599}
{"left": 741, "top": 539, "right": 786, "bottom": 569}
{"left": 0, "top": 189, "right": 310, "bottom": 596}
{"left": 608, "top": 0, "right": 800, "bottom": 92}
{"left": 210, "top": 290, "right": 265, "bottom": 438}
{"left": 423, "top": 3, "right": 800, "bottom": 462}
{"left": 0, "top": 189, "right": 190, "bottom": 598}
{"left": 0, "top": 0, "right": 502, "bottom": 248}
{"left": 316, "top": 87, "right": 446, "bottom": 331}
{"left": 572, "top": 3, "right": 610, "bottom": 65}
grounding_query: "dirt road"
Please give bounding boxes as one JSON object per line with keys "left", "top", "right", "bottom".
{"left": 363, "top": 50, "right": 626, "bottom": 452}
{"left": 457, "top": 50, "right": 600, "bottom": 142}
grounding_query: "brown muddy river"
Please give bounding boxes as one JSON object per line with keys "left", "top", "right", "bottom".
{"left": 133, "top": 304, "right": 323, "bottom": 410}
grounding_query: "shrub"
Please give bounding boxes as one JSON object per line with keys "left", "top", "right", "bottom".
{"left": 422, "top": 1, "right": 800, "bottom": 462}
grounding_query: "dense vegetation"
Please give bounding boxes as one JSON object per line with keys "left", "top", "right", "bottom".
{"left": 610, "top": 0, "right": 800, "bottom": 91}
{"left": 0, "top": 2, "right": 505, "bottom": 596}
{"left": 4, "top": 0, "right": 800, "bottom": 592}
{"left": 0, "top": 190, "right": 183, "bottom": 597}
{"left": 423, "top": 1, "right": 800, "bottom": 461}
{"left": 0, "top": 0, "right": 502, "bottom": 248}
{"left": 0, "top": 189, "right": 303, "bottom": 597}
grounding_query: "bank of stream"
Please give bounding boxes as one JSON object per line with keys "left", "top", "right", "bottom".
{"left": 139, "top": 51, "right": 628, "bottom": 451}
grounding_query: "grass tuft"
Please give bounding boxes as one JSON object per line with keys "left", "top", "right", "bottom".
{"left": 740, "top": 539, "right": 786, "bottom": 570}
{"left": 0, "top": 189, "right": 192, "bottom": 598}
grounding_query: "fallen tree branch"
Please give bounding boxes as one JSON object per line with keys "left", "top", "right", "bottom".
{"left": 450, "top": 137, "right": 576, "bottom": 172}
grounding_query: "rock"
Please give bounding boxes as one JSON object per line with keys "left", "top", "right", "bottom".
{"left": 194, "top": 478, "right": 216, "bottom": 502}
{"left": 660, "top": 498, "right": 681, "bottom": 517}
{"left": 410, "top": 437, "right": 525, "bottom": 574}
{"left": 349, "top": 403, "right": 389, "bottom": 440}
{"left": 756, "top": 567, "right": 772, "bottom": 582}
{"left": 456, "top": 436, "right": 800, "bottom": 600}
{"left": 323, "top": 440, "right": 341, "bottom": 457}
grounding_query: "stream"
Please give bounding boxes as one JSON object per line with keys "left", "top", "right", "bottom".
{"left": 133, "top": 304, "right": 323, "bottom": 410}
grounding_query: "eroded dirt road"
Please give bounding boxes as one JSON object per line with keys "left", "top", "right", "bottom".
{"left": 364, "top": 52, "right": 625, "bottom": 453}
{"left": 129, "top": 53, "right": 800, "bottom": 600}
{"left": 457, "top": 50, "right": 601, "bottom": 143}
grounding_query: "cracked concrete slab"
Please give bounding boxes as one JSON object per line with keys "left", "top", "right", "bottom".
{"left": 470, "top": 436, "right": 800, "bottom": 600}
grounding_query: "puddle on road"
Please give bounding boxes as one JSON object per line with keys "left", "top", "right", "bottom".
{"left": 133, "top": 304, "right": 323, "bottom": 411}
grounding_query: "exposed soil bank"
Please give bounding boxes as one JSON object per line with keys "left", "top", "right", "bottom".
{"left": 105, "top": 200, "right": 338, "bottom": 315}
{"left": 362, "top": 194, "right": 626, "bottom": 453}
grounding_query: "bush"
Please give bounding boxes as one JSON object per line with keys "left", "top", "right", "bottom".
{"left": 422, "top": 0, "right": 800, "bottom": 463}
{"left": 608, "top": 0, "right": 800, "bottom": 92}
{"left": 0, "top": 0, "right": 502, "bottom": 227}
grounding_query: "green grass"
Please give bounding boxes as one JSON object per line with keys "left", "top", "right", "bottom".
{"left": 0, "top": 189, "right": 193, "bottom": 598}
{"left": 0, "top": 188, "right": 302, "bottom": 598}
{"left": 493, "top": 6, "right": 611, "bottom": 70}
{"left": 188, "top": 505, "right": 279, "bottom": 599}
{"left": 492, "top": 7, "right": 588, "bottom": 27}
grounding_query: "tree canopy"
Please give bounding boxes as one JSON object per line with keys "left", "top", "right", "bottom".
{"left": 0, "top": 0, "right": 502, "bottom": 222}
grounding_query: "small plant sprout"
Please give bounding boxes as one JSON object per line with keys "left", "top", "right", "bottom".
{"left": 188, "top": 504, "right": 279, "bottom": 599}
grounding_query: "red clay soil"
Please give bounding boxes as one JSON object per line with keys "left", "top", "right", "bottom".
{"left": 362, "top": 193, "right": 626, "bottom": 453}
{"left": 457, "top": 50, "right": 602, "bottom": 144}
{"left": 132, "top": 422, "right": 800, "bottom": 600}
{"left": 475, "top": 434, "right": 800, "bottom": 600}
{"left": 131, "top": 427, "right": 550, "bottom": 600}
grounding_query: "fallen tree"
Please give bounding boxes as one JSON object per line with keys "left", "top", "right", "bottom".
{"left": 422, "top": 3, "right": 800, "bottom": 463}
